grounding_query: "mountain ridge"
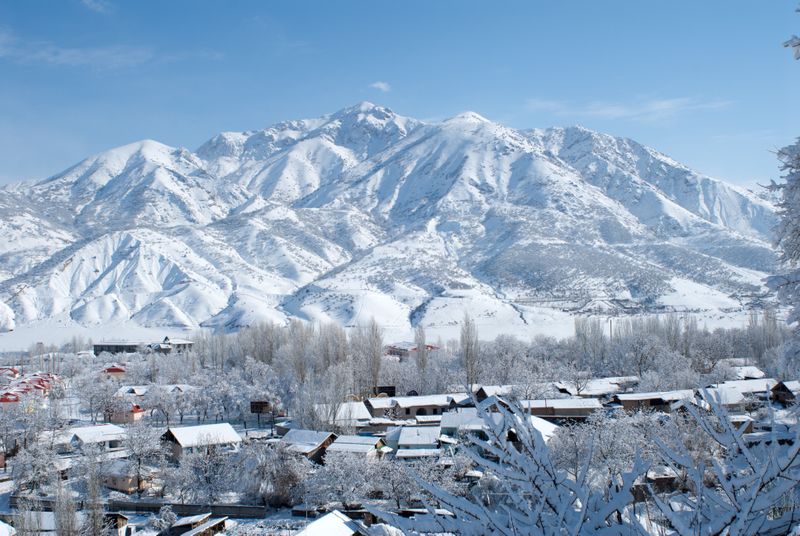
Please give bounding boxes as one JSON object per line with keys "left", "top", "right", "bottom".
{"left": 0, "top": 102, "right": 778, "bottom": 336}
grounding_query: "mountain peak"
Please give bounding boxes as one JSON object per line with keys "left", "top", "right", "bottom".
{"left": 446, "top": 111, "right": 491, "bottom": 124}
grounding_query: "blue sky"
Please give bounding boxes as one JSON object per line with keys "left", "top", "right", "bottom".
{"left": 0, "top": 1, "right": 798, "bottom": 188}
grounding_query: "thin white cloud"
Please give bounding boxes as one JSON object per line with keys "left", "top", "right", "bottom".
{"left": 369, "top": 81, "right": 391, "bottom": 93}
{"left": 525, "top": 96, "right": 732, "bottom": 123}
{"left": 0, "top": 28, "right": 219, "bottom": 70}
{"left": 80, "top": 0, "right": 111, "bottom": 13}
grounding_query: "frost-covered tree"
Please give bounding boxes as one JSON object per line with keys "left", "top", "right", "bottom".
{"left": 305, "top": 452, "right": 373, "bottom": 506}
{"left": 414, "top": 324, "right": 428, "bottom": 376}
{"left": 460, "top": 312, "right": 479, "bottom": 386}
{"left": 379, "top": 399, "right": 648, "bottom": 535}
{"left": 648, "top": 401, "right": 800, "bottom": 534}
{"left": 12, "top": 441, "right": 56, "bottom": 493}
{"left": 351, "top": 318, "right": 383, "bottom": 395}
{"left": 126, "top": 420, "right": 165, "bottom": 497}
{"left": 54, "top": 479, "right": 79, "bottom": 536}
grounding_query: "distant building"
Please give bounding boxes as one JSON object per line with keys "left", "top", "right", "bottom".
{"left": 384, "top": 342, "right": 439, "bottom": 360}
{"left": 280, "top": 429, "right": 337, "bottom": 464}
{"left": 161, "top": 423, "right": 241, "bottom": 460}
{"left": 94, "top": 336, "right": 193, "bottom": 356}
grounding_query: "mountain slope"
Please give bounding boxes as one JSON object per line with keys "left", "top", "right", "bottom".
{"left": 0, "top": 103, "right": 778, "bottom": 339}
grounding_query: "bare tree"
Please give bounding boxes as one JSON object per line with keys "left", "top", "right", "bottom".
{"left": 460, "top": 311, "right": 479, "bottom": 386}
{"left": 54, "top": 479, "right": 79, "bottom": 536}
{"left": 414, "top": 323, "right": 429, "bottom": 375}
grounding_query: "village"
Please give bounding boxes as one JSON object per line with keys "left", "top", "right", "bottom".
{"left": 0, "top": 320, "right": 797, "bottom": 535}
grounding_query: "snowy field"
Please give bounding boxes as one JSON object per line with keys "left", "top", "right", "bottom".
{"left": 0, "top": 307, "right": 767, "bottom": 352}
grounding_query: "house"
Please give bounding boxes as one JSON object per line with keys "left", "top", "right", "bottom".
{"left": 475, "top": 383, "right": 560, "bottom": 403}
{"left": 364, "top": 396, "right": 396, "bottom": 418}
{"left": 297, "top": 510, "right": 368, "bottom": 536}
{"left": 394, "top": 447, "right": 443, "bottom": 460}
{"left": 614, "top": 390, "right": 695, "bottom": 411}
{"left": 179, "top": 517, "right": 228, "bottom": 536}
{"left": 170, "top": 513, "right": 216, "bottom": 535}
{"left": 0, "top": 367, "right": 19, "bottom": 379}
{"left": 280, "top": 429, "right": 337, "bottom": 463}
{"left": 326, "top": 435, "right": 388, "bottom": 457}
{"left": 384, "top": 342, "right": 439, "bottom": 360}
{"left": 731, "top": 365, "right": 766, "bottom": 380}
{"left": 697, "top": 386, "right": 747, "bottom": 413}
{"left": 108, "top": 403, "right": 145, "bottom": 424}
{"left": 94, "top": 342, "right": 143, "bottom": 356}
{"left": 0, "top": 390, "right": 21, "bottom": 404}
{"left": 104, "top": 513, "right": 129, "bottom": 536}
{"left": 103, "top": 363, "right": 127, "bottom": 379}
{"left": 151, "top": 337, "right": 194, "bottom": 354}
{"left": 519, "top": 398, "right": 602, "bottom": 420}
{"left": 475, "top": 385, "right": 518, "bottom": 402}
{"left": 161, "top": 423, "right": 241, "bottom": 460}
{"left": 94, "top": 337, "right": 193, "bottom": 356}
{"left": 709, "top": 378, "right": 778, "bottom": 405}
{"left": 556, "top": 376, "right": 639, "bottom": 398}
{"left": 440, "top": 408, "right": 502, "bottom": 437}
{"left": 397, "top": 425, "right": 441, "bottom": 451}
{"left": 385, "top": 341, "right": 416, "bottom": 359}
{"left": 70, "top": 424, "right": 127, "bottom": 450}
{"left": 314, "top": 402, "right": 372, "bottom": 429}
{"left": 365, "top": 393, "right": 469, "bottom": 419}
{"left": 415, "top": 414, "right": 442, "bottom": 426}
{"left": 115, "top": 385, "right": 150, "bottom": 397}
{"left": 771, "top": 380, "right": 800, "bottom": 405}
{"left": 102, "top": 460, "right": 152, "bottom": 494}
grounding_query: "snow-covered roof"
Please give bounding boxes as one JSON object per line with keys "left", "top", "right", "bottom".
{"left": 327, "top": 434, "right": 383, "bottom": 453}
{"left": 331, "top": 435, "right": 381, "bottom": 446}
{"left": 166, "top": 423, "right": 241, "bottom": 448}
{"left": 476, "top": 385, "right": 517, "bottom": 397}
{"left": 315, "top": 402, "right": 371, "bottom": 424}
{"left": 0, "top": 519, "right": 14, "bottom": 536}
{"left": 398, "top": 426, "right": 441, "bottom": 448}
{"left": 616, "top": 390, "right": 695, "bottom": 402}
{"left": 173, "top": 513, "right": 212, "bottom": 527}
{"left": 441, "top": 408, "right": 502, "bottom": 431}
{"left": 395, "top": 448, "right": 442, "bottom": 459}
{"left": 732, "top": 365, "right": 766, "bottom": 380}
{"left": 528, "top": 415, "right": 559, "bottom": 443}
{"left": 366, "top": 397, "right": 396, "bottom": 410}
{"left": 392, "top": 393, "right": 468, "bottom": 408}
{"left": 70, "top": 424, "right": 126, "bottom": 445}
{"left": 699, "top": 386, "right": 746, "bottom": 406}
{"left": 416, "top": 415, "right": 442, "bottom": 424}
{"left": 715, "top": 378, "right": 777, "bottom": 394}
{"left": 297, "top": 510, "right": 363, "bottom": 536}
{"left": 367, "top": 393, "right": 468, "bottom": 410}
{"left": 520, "top": 398, "right": 602, "bottom": 410}
{"left": 182, "top": 518, "right": 228, "bottom": 536}
{"left": 782, "top": 380, "right": 800, "bottom": 393}
{"left": 556, "top": 376, "right": 639, "bottom": 397}
{"left": 281, "top": 429, "right": 336, "bottom": 454}
{"left": 115, "top": 385, "right": 149, "bottom": 397}
{"left": 327, "top": 442, "right": 376, "bottom": 454}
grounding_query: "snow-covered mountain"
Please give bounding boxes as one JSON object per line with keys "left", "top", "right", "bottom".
{"left": 0, "top": 102, "right": 778, "bottom": 338}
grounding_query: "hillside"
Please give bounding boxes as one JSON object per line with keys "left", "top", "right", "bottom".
{"left": 0, "top": 102, "right": 778, "bottom": 341}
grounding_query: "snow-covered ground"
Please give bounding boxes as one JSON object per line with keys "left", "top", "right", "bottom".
{"left": 0, "top": 308, "right": 762, "bottom": 352}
